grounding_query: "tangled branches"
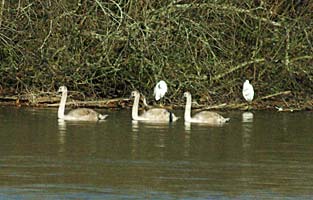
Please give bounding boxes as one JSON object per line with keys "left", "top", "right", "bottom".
{"left": 0, "top": 0, "right": 312, "bottom": 103}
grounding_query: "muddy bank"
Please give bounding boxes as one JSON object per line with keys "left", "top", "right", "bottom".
{"left": 0, "top": 91, "right": 311, "bottom": 112}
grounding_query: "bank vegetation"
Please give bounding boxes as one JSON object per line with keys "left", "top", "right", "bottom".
{"left": 0, "top": 1, "right": 312, "bottom": 109}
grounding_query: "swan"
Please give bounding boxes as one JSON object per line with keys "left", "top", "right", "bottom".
{"left": 57, "top": 86, "right": 108, "bottom": 121}
{"left": 154, "top": 80, "right": 168, "bottom": 101}
{"left": 131, "top": 91, "right": 178, "bottom": 122}
{"left": 242, "top": 80, "right": 254, "bottom": 102}
{"left": 183, "top": 92, "right": 229, "bottom": 124}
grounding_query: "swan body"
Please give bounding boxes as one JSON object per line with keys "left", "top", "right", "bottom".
{"left": 57, "top": 86, "right": 108, "bottom": 121}
{"left": 183, "top": 92, "right": 229, "bottom": 124}
{"left": 242, "top": 80, "right": 254, "bottom": 102}
{"left": 131, "top": 91, "right": 178, "bottom": 122}
{"left": 154, "top": 80, "right": 168, "bottom": 101}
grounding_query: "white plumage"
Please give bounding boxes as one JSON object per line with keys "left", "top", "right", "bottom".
{"left": 242, "top": 80, "right": 254, "bottom": 102}
{"left": 154, "top": 80, "right": 168, "bottom": 101}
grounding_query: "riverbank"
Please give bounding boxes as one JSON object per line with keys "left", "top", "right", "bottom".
{"left": 0, "top": 91, "right": 311, "bottom": 112}
{"left": 0, "top": 1, "right": 312, "bottom": 107}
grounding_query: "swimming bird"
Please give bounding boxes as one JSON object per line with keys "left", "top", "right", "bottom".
{"left": 183, "top": 92, "right": 229, "bottom": 125}
{"left": 131, "top": 90, "right": 178, "bottom": 122}
{"left": 154, "top": 80, "right": 168, "bottom": 101}
{"left": 57, "top": 86, "right": 108, "bottom": 121}
{"left": 242, "top": 80, "right": 254, "bottom": 102}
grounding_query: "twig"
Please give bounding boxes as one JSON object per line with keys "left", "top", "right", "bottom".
{"left": 39, "top": 20, "right": 53, "bottom": 51}
{"left": 0, "top": 0, "right": 4, "bottom": 27}
{"left": 46, "top": 98, "right": 132, "bottom": 108}
{"left": 95, "top": 0, "right": 123, "bottom": 29}
{"left": 204, "top": 103, "right": 228, "bottom": 110}
{"left": 173, "top": 3, "right": 282, "bottom": 27}
{"left": 212, "top": 58, "right": 265, "bottom": 81}
{"left": 285, "top": 28, "right": 290, "bottom": 70}
{"left": 259, "top": 91, "right": 291, "bottom": 100}
{"left": 290, "top": 55, "right": 313, "bottom": 63}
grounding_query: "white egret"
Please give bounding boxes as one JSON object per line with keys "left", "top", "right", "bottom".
{"left": 131, "top": 91, "right": 178, "bottom": 122}
{"left": 57, "top": 86, "right": 108, "bottom": 121}
{"left": 154, "top": 80, "right": 168, "bottom": 101}
{"left": 242, "top": 80, "right": 254, "bottom": 102}
{"left": 183, "top": 92, "right": 229, "bottom": 125}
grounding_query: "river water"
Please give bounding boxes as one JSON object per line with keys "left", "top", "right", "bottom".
{"left": 0, "top": 107, "right": 312, "bottom": 199}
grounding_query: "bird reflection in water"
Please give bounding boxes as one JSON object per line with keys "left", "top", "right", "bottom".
{"left": 131, "top": 121, "right": 170, "bottom": 159}
{"left": 242, "top": 112, "right": 254, "bottom": 149}
{"left": 57, "top": 119, "right": 67, "bottom": 154}
{"left": 242, "top": 112, "right": 254, "bottom": 123}
{"left": 131, "top": 121, "right": 139, "bottom": 159}
{"left": 184, "top": 123, "right": 191, "bottom": 158}
{"left": 184, "top": 122, "right": 191, "bottom": 132}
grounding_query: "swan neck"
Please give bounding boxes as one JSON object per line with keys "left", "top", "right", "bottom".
{"left": 58, "top": 90, "right": 67, "bottom": 119}
{"left": 132, "top": 93, "right": 140, "bottom": 120}
{"left": 184, "top": 94, "right": 192, "bottom": 122}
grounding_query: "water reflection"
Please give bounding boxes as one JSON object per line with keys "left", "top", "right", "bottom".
{"left": 57, "top": 119, "right": 67, "bottom": 154}
{"left": 184, "top": 122, "right": 191, "bottom": 132}
{"left": 241, "top": 112, "right": 253, "bottom": 156}
{"left": 183, "top": 122, "right": 191, "bottom": 158}
{"left": 184, "top": 121, "right": 227, "bottom": 131}
{"left": 57, "top": 119, "right": 101, "bottom": 156}
{"left": 131, "top": 120, "right": 173, "bottom": 160}
{"left": 1, "top": 108, "right": 313, "bottom": 199}
{"left": 184, "top": 131, "right": 191, "bottom": 158}
{"left": 131, "top": 121, "right": 139, "bottom": 159}
{"left": 242, "top": 112, "right": 254, "bottom": 123}
{"left": 131, "top": 120, "right": 139, "bottom": 132}
{"left": 131, "top": 120, "right": 175, "bottom": 130}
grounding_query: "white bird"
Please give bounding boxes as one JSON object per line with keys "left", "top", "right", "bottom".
{"left": 154, "top": 80, "right": 168, "bottom": 101}
{"left": 242, "top": 80, "right": 254, "bottom": 102}
{"left": 57, "top": 86, "right": 108, "bottom": 121}
{"left": 183, "top": 92, "right": 229, "bottom": 125}
{"left": 131, "top": 91, "right": 178, "bottom": 122}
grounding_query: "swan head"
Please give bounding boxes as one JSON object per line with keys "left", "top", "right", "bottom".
{"left": 58, "top": 86, "right": 67, "bottom": 93}
{"left": 131, "top": 90, "right": 140, "bottom": 97}
{"left": 183, "top": 91, "right": 191, "bottom": 98}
